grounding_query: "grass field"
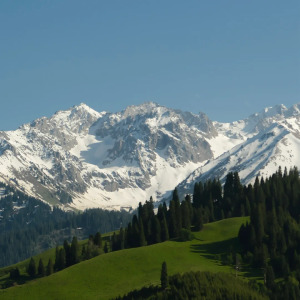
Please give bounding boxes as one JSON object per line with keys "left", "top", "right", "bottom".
{"left": 0, "top": 217, "right": 253, "bottom": 300}
{"left": 0, "top": 231, "right": 115, "bottom": 285}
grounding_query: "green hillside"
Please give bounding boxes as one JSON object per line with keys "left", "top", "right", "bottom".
{"left": 0, "top": 217, "right": 251, "bottom": 300}
{"left": 0, "top": 231, "right": 115, "bottom": 284}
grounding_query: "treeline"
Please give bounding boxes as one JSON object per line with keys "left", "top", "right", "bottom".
{"left": 8, "top": 231, "right": 105, "bottom": 283}
{"left": 0, "top": 183, "right": 132, "bottom": 267}
{"left": 238, "top": 166, "right": 300, "bottom": 299}
{"left": 110, "top": 191, "right": 200, "bottom": 252}
{"left": 110, "top": 171, "right": 251, "bottom": 252}
{"left": 113, "top": 270, "right": 268, "bottom": 300}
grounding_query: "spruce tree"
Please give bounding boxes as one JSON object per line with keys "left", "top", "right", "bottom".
{"left": 93, "top": 232, "right": 102, "bottom": 248}
{"left": 81, "top": 245, "right": 86, "bottom": 258}
{"left": 173, "top": 188, "right": 182, "bottom": 236}
{"left": 70, "top": 236, "right": 79, "bottom": 265}
{"left": 46, "top": 259, "right": 54, "bottom": 276}
{"left": 153, "top": 217, "right": 161, "bottom": 244}
{"left": 194, "top": 208, "right": 203, "bottom": 231}
{"left": 181, "top": 200, "right": 191, "bottom": 230}
{"left": 266, "top": 266, "right": 275, "bottom": 290}
{"left": 38, "top": 258, "right": 46, "bottom": 277}
{"left": 104, "top": 242, "right": 108, "bottom": 253}
{"left": 119, "top": 227, "right": 125, "bottom": 250}
{"left": 64, "top": 239, "right": 71, "bottom": 267}
{"left": 57, "top": 248, "right": 66, "bottom": 271}
{"left": 138, "top": 219, "right": 146, "bottom": 247}
{"left": 168, "top": 200, "right": 177, "bottom": 238}
{"left": 160, "top": 261, "right": 168, "bottom": 289}
{"left": 54, "top": 245, "right": 59, "bottom": 271}
{"left": 161, "top": 215, "right": 169, "bottom": 242}
{"left": 27, "top": 258, "right": 36, "bottom": 278}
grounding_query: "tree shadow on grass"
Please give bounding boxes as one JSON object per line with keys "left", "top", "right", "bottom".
{"left": 189, "top": 237, "right": 263, "bottom": 280}
{"left": 190, "top": 237, "right": 240, "bottom": 257}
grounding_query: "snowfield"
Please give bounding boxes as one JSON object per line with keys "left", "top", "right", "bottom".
{"left": 1, "top": 102, "right": 300, "bottom": 210}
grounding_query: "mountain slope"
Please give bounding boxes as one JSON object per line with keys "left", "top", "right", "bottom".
{"left": 0, "top": 102, "right": 236, "bottom": 210}
{"left": 1, "top": 101, "right": 300, "bottom": 210}
{"left": 175, "top": 114, "right": 300, "bottom": 198}
{"left": 0, "top": 217, "right": 249, "bottom": 300}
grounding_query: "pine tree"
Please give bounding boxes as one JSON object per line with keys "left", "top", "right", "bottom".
{"left": 63, "top": 239, "right": 71, "bottom": 267}
{"left": 161, "top": 215, "right": 169, "bottom": 242}
{"left": 119, "top": 227, "right": 125, "bottom": 250}
{"left": 81, "top": 245, "right": 86, "bottom": 258}
{"left": 46, "top": 259, "right": 54, "bottom": 276}
{"left": 160, "top": 261, "right": 168, "bottom": 289}
{"left": 104, "top": 242, "right": 108, "bottom": 253}
{"left": 138, "top": 219, "right": 146, "bottom": 247}
{"left": 266, "top": 266, "right": 275, "bottom": 290}
{"left": 181, "top": 200, "right": 191, "bottom": 230}
{"left": 168, "top": 200, "right": 177, "bottom": 238}
{"left": 93, "top": 232, "right": 102, "bottom": 248}
{"left": 194, "top": 208, "right": 203, "bottom": 231}
{"left": 70, "top": 236, "right": 79, "bottom": 265}
{"left": 152, "top": 217, "right": 161, "bottom": 244}
{"left": 54, "top": 245, "right": 59, "bottom": 271}
{"left": 57, "top": 248, "right": 66, "bottom": 271}
{"left": 38, "top": 258, "right": 45, "bottom": 277}
{"left": 173, "top": 188, "right": 182, "bottom": 236}
{"left": 27, "top": 258, "right": 36, "bottom": 278}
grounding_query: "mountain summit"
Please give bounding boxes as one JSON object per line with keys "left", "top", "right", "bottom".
{"left": 1, "top": 102, "right": 300, "bottom": 210}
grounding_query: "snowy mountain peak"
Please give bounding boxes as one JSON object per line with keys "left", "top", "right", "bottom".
{"left": 2, "top": 101, "right": 300, "bottom": 211}
{"left": 251, "top": 104, "right": 287, "bottom": 119}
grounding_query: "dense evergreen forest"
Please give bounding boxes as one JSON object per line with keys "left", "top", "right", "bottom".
{"left": 113, "top": 270, "right": 268, "bottom": 300}
{"left": 0, "top": 182, "right": 131, "bottom": 267}
{"left": 108, "top": 167, "right": 300, "bottom": 300}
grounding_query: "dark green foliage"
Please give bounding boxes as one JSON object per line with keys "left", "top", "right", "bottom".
{"left": 70, "top": 236, "right": 79, "bottom": 265}
{"left": 179, "top": 228, "right": 194, "bottom": 242}
{"left": 266, "top": 266, "right": 275, "bottom": 290}
{"left": 116, "top": 271, "right": 268, "bottom": 300}
{"left": 57, "top": 248, "right": 66, "bottom": 271}
{"left": 237, "top": 166, "right": 300, "bottom": 298}
{"left": 46, "top": 259, "right": 54, "bottom": 276}
{"left": 38, "top": 258, "right": 46, "bottom": 277}
{"left": 104, "top": 242, "right": 108, "bottom": 253}
{"left": 27, "top": 258, "right": 36, "bottom": 278}
{"left": 0, "top": 182, "right": 132, "bottom": 268}
{"left": 9, "top": 268, "right": 20, "bottom": 280}
{"left": 160, "top": 215, "right": 169, "bottom": 242}
{"left": 160, "top": 261, "right": 168, "bottom": 289}
{"left": 168, "top": 200, "right": 177, "bottom": 238}
{"left": 93, "top": 232, "right": 102, "bottom": 248}
{"left": 193, "top": 207, "right": 203, "bottom": 231}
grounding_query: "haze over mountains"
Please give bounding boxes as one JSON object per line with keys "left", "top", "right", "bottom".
{"left": 0, "top": 102, "right": 300, "bottom": 211}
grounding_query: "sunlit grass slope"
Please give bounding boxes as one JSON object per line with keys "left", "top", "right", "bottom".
{"left": 0, "top": 231, "right": 115, "bottom": 284}
{"left": 0, "top": 217, "right": 249, "bottom": 300}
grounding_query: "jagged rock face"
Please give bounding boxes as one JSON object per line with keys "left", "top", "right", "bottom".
{"left": 2, "top": 101, "right": 300, "bottom": 211}
{"left": 0, "top": 102, "right": 218, "bottom": 210}
{"left": 171, "top": 107, "right": 300, "bottom": 203}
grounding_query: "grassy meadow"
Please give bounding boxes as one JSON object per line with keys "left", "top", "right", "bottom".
{"left": 0, "top": 217, "right": 255, "bottom": 300}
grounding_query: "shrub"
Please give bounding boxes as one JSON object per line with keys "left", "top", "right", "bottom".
{"left": 179, "top": 229, "right": 194, "bottom": 242}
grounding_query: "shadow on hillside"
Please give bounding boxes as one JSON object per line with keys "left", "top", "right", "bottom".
{"left": 190, "top": 237, "right": 240, "bottom": 258}
{"left": 189, "top": 237, "right": 263, "bottom": 280}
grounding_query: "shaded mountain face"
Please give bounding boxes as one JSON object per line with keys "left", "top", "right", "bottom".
{"left": 0, "top": 102, "right": 219, "bottom": 210}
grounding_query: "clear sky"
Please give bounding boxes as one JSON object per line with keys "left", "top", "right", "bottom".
{"left": 1, "top": 0, "right": 299, "bottom": 130}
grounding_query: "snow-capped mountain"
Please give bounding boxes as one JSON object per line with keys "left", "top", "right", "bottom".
{"left": 173, "top": 104, "right": 300, "bottom": 200}
{"left": 1, "top": 101, "right": 300, "bottom": 210}
{"left": 0, "top": 102, "right": 233, "bottom": 210}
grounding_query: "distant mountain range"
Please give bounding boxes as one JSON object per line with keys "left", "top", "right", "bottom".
{"left": 1, "top": 102, "right": 300, "bottom": 211}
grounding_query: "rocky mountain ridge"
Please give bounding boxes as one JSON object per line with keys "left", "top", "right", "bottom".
{"left": 0, "top": 102, "right": 299, "bottom": 210}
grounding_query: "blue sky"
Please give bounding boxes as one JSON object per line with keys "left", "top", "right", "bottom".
{"left": 1, "top": 0, "right": 299, "bottom": 130}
